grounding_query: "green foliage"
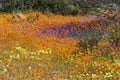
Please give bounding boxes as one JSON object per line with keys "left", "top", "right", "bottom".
{"left": 1, "top": 0, "right": 119, "bottom": 15}
{"left": 64, "top": 5, "right": 82, "bottom": 15}
{"left": 77, "top": 27, "right": 102, "bottom": 51}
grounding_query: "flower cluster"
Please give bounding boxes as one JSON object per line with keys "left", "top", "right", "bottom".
{"left": 0, "top": 12, "right": 119, "bottom": 79}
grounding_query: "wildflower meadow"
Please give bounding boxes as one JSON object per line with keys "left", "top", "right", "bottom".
{"left": 0, "top": 11, "right": 120, "bottom": 80}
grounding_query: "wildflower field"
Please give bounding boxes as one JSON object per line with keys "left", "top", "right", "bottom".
{"left": 0, "top": 12, "right": 120, "bottom": 80}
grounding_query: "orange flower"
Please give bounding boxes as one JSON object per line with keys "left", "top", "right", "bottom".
{"left": 112, "top": 30, "right": 115, "bottom": 33}
{"left": 93, "top": 46, "right": 97, "bottom": 49}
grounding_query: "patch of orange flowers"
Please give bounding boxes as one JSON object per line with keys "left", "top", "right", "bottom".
{"left": 0, "top": 12, "right": 120, "bottom": 80}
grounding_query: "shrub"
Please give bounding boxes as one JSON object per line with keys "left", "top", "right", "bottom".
{"left": 1, "top": 0, "right": 119, "bottom": 15}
